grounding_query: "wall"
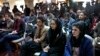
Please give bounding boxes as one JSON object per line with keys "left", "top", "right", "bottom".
{"left": 24, "top": 0, "right": 34, "bottom": 9}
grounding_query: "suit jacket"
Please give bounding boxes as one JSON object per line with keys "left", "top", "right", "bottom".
{"left": 6, "top": 19, "right": 14, "bottom": 30}
{"left": 30, "top": 25, "right": 49, "bottom": 48}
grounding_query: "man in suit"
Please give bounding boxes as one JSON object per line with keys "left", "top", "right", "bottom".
{"left": 20, "top": 16, "right": 49, "bottom": 56}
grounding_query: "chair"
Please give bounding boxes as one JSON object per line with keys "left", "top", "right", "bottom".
{"left": 10, "top": 22, "right": 28, "bottom": 56}
{"left": 12, "top": 22, "right": 28, "bottom": 45}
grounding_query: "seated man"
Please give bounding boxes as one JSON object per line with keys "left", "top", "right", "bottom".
{"left": 0, "top": 13, "right": 14, "bottom": 37}
{"left": 0, "top": 12, "right": 25, "bottom": 56}
{"left": 20, "top": 16, "right": 49, "bottom": 56}
{"left": 0, "top": 13, "right": 14, "bottom": 52}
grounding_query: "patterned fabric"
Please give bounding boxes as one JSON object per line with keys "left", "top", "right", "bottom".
{"left": 72, "top": 47, "right": 79, "bottom": 56}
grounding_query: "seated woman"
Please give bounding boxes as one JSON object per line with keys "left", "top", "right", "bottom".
{"left": 64, "top": 21, "right": 94, "bottom": 56}
{"left": 0, "top": 12, "right": 25, "bottom": 56}
{"left": 41, "top": 19, "right": 66, "bottom": 56}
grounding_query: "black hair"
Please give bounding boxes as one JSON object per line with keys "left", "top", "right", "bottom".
{"left": 48, "top": 18, "right": 62, "bottom": 43}
{"left": 50, "top": 18, "right": 62, "bottom": 33}
{"left": 80, "top": 11, "right": 87, "bottom": 16}
{"left": 14, "top": 12, "right": 21, "bottom": 16}
{"left": 14, "top": 5, "right": 17, "bottom": 8}
{"left": 72, "top": 21, "right": 86, "bottom": 37}
{"left": 71, "top": 21, "right": 86, "bottom": 47}
{"left": 64, "top": 12, "right": 71, "bottom": 18}
{"left": 37, "top": 16, "right": 45, "bottom": 23}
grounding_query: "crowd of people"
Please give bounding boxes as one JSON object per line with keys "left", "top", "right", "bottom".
{"left": 0, "top": 1, "right": 100, "bottom": 56}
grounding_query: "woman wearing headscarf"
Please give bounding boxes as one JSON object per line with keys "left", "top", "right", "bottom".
{"left": 41, "top": 19, "right": 66, "bottom": 56}
{"left": 64, "top": 21, "right": 94, "bottom": 56}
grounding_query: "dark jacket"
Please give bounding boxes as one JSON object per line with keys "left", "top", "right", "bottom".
{"left": 64, "top": 35, "right": 94, "bottom": 56}
{"left": 0, "top": 19, "right": 7, "bottom": 29}
{"left": 43, "top": 29, "right": 66, "bottom": 56}
{"left": 24, "top": 7, "right": 31, "bottom": 16}
{"left": 12, "top": 5, "right": 20, "bottom": 14}
{"left": 29, "top": 25, "right": 49, "bottom": 47}
{"left": 13, "top": 19, "right": 25, "bottom": 37}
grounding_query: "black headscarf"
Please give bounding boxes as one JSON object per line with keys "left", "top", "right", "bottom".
{"left": 71, "top": 21, "right": 86, "bottom": 47}
{"left": 48, "top": 19, "right": 62, "bottom": 46}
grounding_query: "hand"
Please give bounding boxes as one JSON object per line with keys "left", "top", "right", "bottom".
{"left": 9, "top": 30, "right": 18, "bottom": 34}
{"left": 37, "top": 39, "right": 41, "bottom": 42}
{"left": 43, "top": 46, "right": 50, "bottom": 52}
{"left": 13, "top": 30, "right": 18, "bottom": 34}
{"left": 34, "top": 39, "right": 39, "bottom": 43}
{"left": 92, "top": 26, "right": 96, "bottom": 30}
